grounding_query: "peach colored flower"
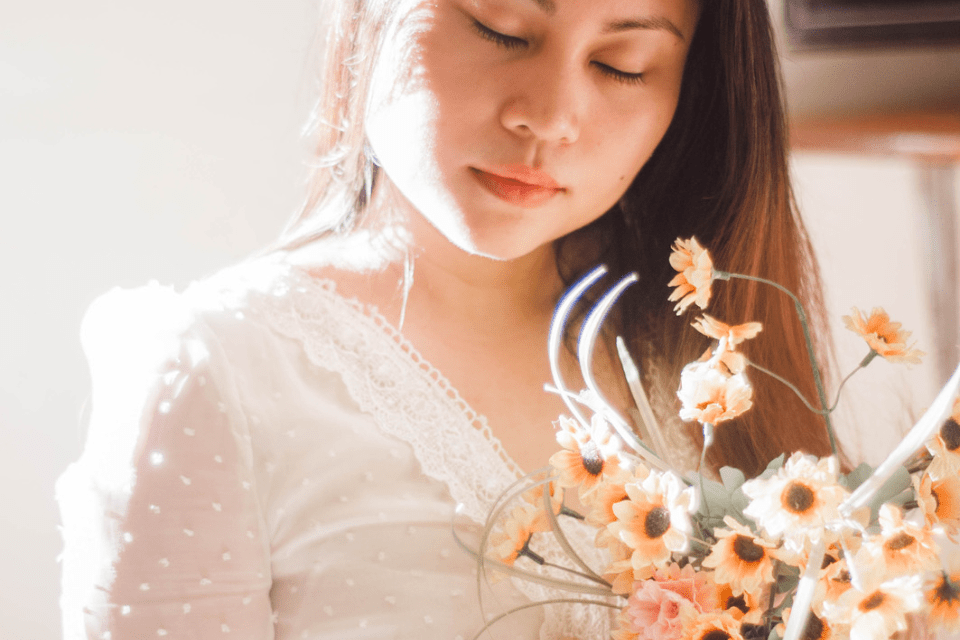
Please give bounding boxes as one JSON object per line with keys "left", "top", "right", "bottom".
{"left": 549, "top": 414, "right": 624, "bottom": 500}
{"left": 926, "top": 571, "right": 960, "bottom": 633}
{"left": 619, "top": 581, "right": 697, "bottom": 640}
{"left": 701, "top": 516, "right": 783, "bottom": 596}
{"left": 608, "top": 471, "right": 698, "bottom": 575}
{"left": 814, "top": 555, "right": 855, "bottom": 617}
{"left": 842, "top": 306, "right": 925, "bottom": 364}
{"left": 741, "top": 453, "right": 848, "bottom": 552}
{"left": 691, "top": 315, "right": 762, "bottom": 349}
{"left": 677, "top": 359, "right": 753, "bottom": 426}
{"left": 857, "top": 504, "right": 939, "bottom": 578}
{"left": 821, "top": 567, "right": 923, "bottom": 640}
{"left": 925, "top": 398, "right": 960, "bottom": 480}
{"left": 778, "top": 608, "right": 841, "bottom": 640}
{"left": 653, "top": 563, "right": 720, "bottom": 613}
{"left": 678, "top": 608, "right": 744, "bottom": 640}
{"left": 916, "top": 471, "right": 960, "bottom": 536}
{"left": 668, "top": 237, "right": 715, "bottom": 315}
{"left": 488, "top": 503, "right": 548, "bottom": 566}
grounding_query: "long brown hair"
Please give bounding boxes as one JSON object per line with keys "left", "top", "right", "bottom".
{"left": 558, "top": 0, "right": 837, "bottom": 475}
{"left": 285, "top": 0, "right": 838, "bottom": 476}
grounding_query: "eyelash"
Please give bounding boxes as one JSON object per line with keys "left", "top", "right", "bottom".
{"left": 471, "top": 20, "right": 645, "bottom": 86}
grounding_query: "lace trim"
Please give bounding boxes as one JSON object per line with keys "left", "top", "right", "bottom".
{"left": 257, "top": 266, "right": 614, "bottom": 640}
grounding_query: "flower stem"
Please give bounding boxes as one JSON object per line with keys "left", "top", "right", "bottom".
{"left": 540, "top": 561, "right": 613, "bottom": 587}
{"left": 717, "top": 271, "right": 839, "bottom": 458}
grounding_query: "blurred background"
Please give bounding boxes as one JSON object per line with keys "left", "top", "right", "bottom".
{"left": 1, "top": 0, "right": 958, "bottom": 636}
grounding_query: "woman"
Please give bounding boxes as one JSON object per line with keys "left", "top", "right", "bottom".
{"left": 56, "top": 0, "right": 833, "bottom": 638}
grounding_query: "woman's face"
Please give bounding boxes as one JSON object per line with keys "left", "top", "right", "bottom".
{"left": 366, "top": 0, "right": 699, "bottom": 261}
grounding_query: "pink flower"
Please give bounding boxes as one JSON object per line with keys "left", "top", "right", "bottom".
{"left": 622, "top": 581, "right": 691, "bottom": 640}
{"left": 619, "top": 566, "right": 718, "bottom": 640}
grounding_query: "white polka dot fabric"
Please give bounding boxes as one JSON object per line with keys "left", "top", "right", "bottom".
{"left": 56, "top": 258, "right": 614, "bottom": 640}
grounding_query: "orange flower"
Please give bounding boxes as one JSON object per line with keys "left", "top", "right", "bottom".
{"left": 549, "top": 415, "right": 624, "bottom": 500}
{"left": 916, "top": 472, "right": 960, "bottom": 536}
{"left": 678, "top": 608, "right": 744, "bottom": 640}
{"left": 488, "top": 503, "right": 548, "bottom": 566}
{"left": 926, "top": 571, "right": 960, "bottom": 633}
{"left": 858, "top": 504, "right": 939, "bottom": 578}
{"left": 778, "top": 608, "right": 840, "bottom": 640}
{"left": 677, "top": 359, "right": 753, "bottom": 425}
{"left": 691, "top": 315, "right": 762, "bottom": 349}
{"left": 701, "top": 516, "right": 782, "bottom": 596}
{"left": 608, "top": 471, "right": 698, "bottom": 575}
{"left": 814, "top": 555, "right": 855, "bottom": 616}
{"left": 741, "top": 453, "right": 848, "bottom": 555}
{"left": 822, "top": 570, "right": 923, "bottom": 640}
{"left": 668, "top": 237, "right": 715, "bottom": 315}
{"left": 925, "top": 398, "right": 960, "bottom": 480}
{"left": 842, "top": 307, "right": 925, "bottom": 364}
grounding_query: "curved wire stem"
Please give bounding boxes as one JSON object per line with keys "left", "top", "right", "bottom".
{"left": 468, "top": 598, "right": 622, "bottom": 640}
{"left": 717, "top": 270, "right": 838, "bottom": 458}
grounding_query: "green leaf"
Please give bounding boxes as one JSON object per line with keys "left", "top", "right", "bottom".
{"left": 765, "top": 454, "right": 786, "bottom": 472}
{"left": 840, "top": 463, "right": 875, "bottom": 491}
{"left": 866, "top": 466, "right": 914, "bottom": 521}
{"left": 720, "top": 466, "right": 746, "bottom": 492}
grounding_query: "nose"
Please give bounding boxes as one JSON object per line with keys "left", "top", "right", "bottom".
{"left": 499, "top": 58, "right": 582, "bottom": 145}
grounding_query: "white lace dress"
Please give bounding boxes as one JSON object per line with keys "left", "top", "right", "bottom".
{"left": 56, "top": 257, "right": 617, "bottom": 640}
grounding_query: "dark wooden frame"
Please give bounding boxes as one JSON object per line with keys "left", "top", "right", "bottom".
{"left": 784, "top": 0, "right": 960, "bottom": 49}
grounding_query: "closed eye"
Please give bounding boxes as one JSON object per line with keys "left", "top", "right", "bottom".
{"left": 472, "top": 20, "right": 528, "bottom": 50}
{"left": 593, "top": 62, "right": 645, "bottom": 86}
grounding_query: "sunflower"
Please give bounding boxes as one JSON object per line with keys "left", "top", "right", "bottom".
{"left": 813, "top": 555, "right": 855, "bottom": 617}
{"left": 741, "top": 453, "right": 847, "bottom": 550}
{"left": 925, "top": 398, "right": 960, "bottom": 480}
{"left": 668, "top": 237, "right": 715, "bottom": 315}
{"left": 716, "top": 584, "right": 766, "bottom": 626}
{"left": 678, "top": 608, "right": 745, "bottom": 640}
{"left": 858, "top": 504, "right": 939, "bottom": 577}
{"left": 841, "top": 307, "right": 925, "bottom": 364}
{"left": 916, "top": 471, "right": 960, "bottom": 535}
{"left": 926, "top": 571, "right": 960, "bottom": 633}
{"left": 691, "top": 315, "right": 762, "bottom": 349}
{"left": 608, "top": 471, "right": 698, "bottom": 575}
{"left": 488, "top": 503, "right": 548, "bottom": 566}
{"left": 677, "top": 359, "right": 753, "bottom": 426}
{"left": 821, "top": 566, "right": 923, "bottom": 640}
{"left": 550, "top": 414, "right": 624, "bottom": 500}
{"left": 702, "top": 516, "right": 782, "bottom": 596}
{"left": 777, "top": 608, "right": 841, "bottom": 640}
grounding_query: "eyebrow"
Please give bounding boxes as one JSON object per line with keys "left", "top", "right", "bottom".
{"left": 525, "top": 0, "right": 556, "bottom": 15}
{"left": 603, "top": 16, "right": 686, "bottom": 41}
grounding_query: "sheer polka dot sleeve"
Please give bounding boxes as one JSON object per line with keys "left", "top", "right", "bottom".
{"left": 56, "top": 285, "right": 273, "bottom": 640}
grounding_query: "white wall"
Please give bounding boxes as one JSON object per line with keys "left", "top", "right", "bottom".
{"left": 0, "top": 1, "right": 315, "bottom": 636}
{"left": 1, "top": 1, "right": 958, "bottom": 638}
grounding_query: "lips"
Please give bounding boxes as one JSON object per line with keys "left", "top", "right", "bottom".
{"left": 470, "top": 165, "right": 563, "bottom": 208}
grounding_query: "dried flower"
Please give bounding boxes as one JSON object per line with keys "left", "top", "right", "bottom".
{"left": 842, "top": 307, "right": 925, "bottom": 364}
{"left": 925, "top": 398, "right": 960, "bottom": 480}
{"left": 608, "top": 471, "right": 698, "bottom": 574}
{"left": 691, "top": 315, "right": 762, "bottom": 348}
{"left": 701, "top": 516, "right": 782, "bottom": 596}
{"left": 550, "top": 415, "right": 624, "bottom": 500}
{"left": 822, "top": 568, "right": 923, "bottom": 640}
{"left": 741, "top": 453, "right": 847, "bottom": 550}
{"left": 857, "top": 504, "right": 939, "bottom": 578}
{"left": 488, "top": 504, "right": 548, "bottom": 566}
{"left": 668, "top": 237, "right": 715, "bottom": 315}
{"left": 678, "top": 608, "right": 745, "bottom": 640}
{"left": 677, "top": 359, "right": 753, "bottom": 426}
{"left": 915, "top": 472, "right": 960, "bottom": 536}
{"left": 926, "top": 571, "right": 960, "bottom": 632}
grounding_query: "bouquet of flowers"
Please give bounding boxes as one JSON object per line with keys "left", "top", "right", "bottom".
{"left": 462, "top": 238, "right": 960, "bottom": 640}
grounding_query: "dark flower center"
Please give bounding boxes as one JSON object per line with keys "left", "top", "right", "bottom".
{"left": 733, "top": 535, "right": 765, "bottom": 563}
{"left": 725, "top": 595, "right": 749, "bottom": 614}
{"left": 580, "top": 443, "right": 604, "bottom": 476}
{"left": 859, "top": 591, "right": 886, "bottom": 612}
{"left": 782, "top": 482, "right": 815, "bottom": 514}
{"left": 833, "top": 569, "right": 851, "bottom": 585}
{"left": 803, "top": 615, "right": 825, "bottom": 640}
{"left": 701, "top": 631, "right": 732, "bottom": 640}
{"left": 885, "top": 532, "right": 916, "bottom": 552}
{"left": 941, "top": 419, "right": 960, "bottom": 452}
{"left": 644, "top": 506, "right": 671, "bottom": 539}
{"left": 934, "top": 574, "right": 960, "bottom": 605}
